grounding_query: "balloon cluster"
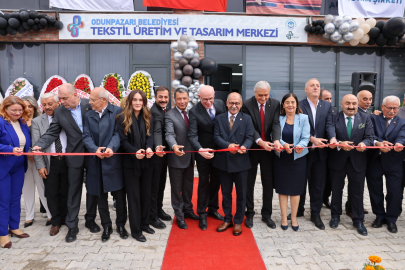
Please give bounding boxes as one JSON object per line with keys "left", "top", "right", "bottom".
{"left": 367, "top": 17, "right": 405, "bottom": 47}
{"left": 304, "top": 19, "right": 326, "bottom": 36}
{"left": 170, "top": 34, "right": 218, "bottom": 110}
{"left": 0, "top": 9, "right": 64, "bottom": 36}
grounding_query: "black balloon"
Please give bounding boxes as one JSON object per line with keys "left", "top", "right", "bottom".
{"left": 386, "top": 37, "right": 398, "bottom": 46}
{"left": 311, "top": 26, "right": 316, "bottom": 33}
{"left": 0, "top": 13, "right": 3, "bottom": 18}
{"left": 319, "top": 29, "right": 325, "bottom": 35}
{"left": 375, "top": 20, "right": 385, "bottom": 31}
{"left": 32, "top": 25, "right": 39, "bottom": 32}
{"left": 376, "top": 33, "right": 388, "bottom": 47}
{"left": 11, "top": 12, "right": 20, "bottom": 19}
{"left": 382, "top": 17, "right": 405, "bottom": 38}
{"left": 38, "top": 24, "right": 45, "bottom": 29}
{"left": 22, "top": 22, "right": 31, "bottom": 30}
{"left": 20, "top": 11, "right": 29, "bottom": 21}
{"left": 183, "top": 64, "right": 193, "bottom": 76}
{"left": 4, "top": 13, "right": 11, "bottom": 20}
{"left": 27, "top": 19, "right": 34, "bottom": 26}
{"left": 174, "top": 63, "right": 180, "bottom": 70}
{"left": 178, "top": 57, "right": 188, "bottom": 68}
{"left": 0, "top": 29, "right": 6, "bottom": 36}
{"left": 174, "top": 69, "right": 183, "bottom": 80}
{"left": 54, "top": 21, "right": 63, "bottom": 30}
{"left": 34, "top": 18, "right": 39, "bottom": 24}
{"left": 48, "top": 23, "right": 54, "bottom": 29}
{"left": 6, "top": 26, "right": 17, "bottom": 35}
{"left": 25, "top": 43, "right": 33, "bottom": 48}
{"left": 367, "top": 38, "right": 376, "bottom": 45}
{"left": 8, "top": 18, "right": 20, "bottom": 29}
{"left": 181, "top": 76, "right": 192, "bottom": 87}
{"left": 189, "top": 58, "right": 200, "bottom": 68}
{"left": 12, "top": 43, "right": 24, "bottom": 50}
{"left": 193, "top": 68, "right": 202, "bottom": 79}
{"left": 17, "top": 25, "right": 26, "bottom": 34}
{"left": 47, "top": 16, "right": 56, "bottom": 23}
{"left": 19, "top": 9, "right": 28, "bottom": 12}
{"left": 0, "top": 18, "right": 7, "bottom": 29}
{"left": 304, "top": 25, "right": 311, "bottom": 32}
{"left": 29, "top": 10, "right": 38, "bottom": 19}
{"left": 368, "top": 27, "right": 380, "bottom": 39}
{"left": 315, "top": 25, "right": 321, "bottom": 31}
{"left": 40, "top": 18, "right": 47, "bottom": 26}
{"left": 199, "top": 57, "right": 218, "bottom": 76}
{"left": 37, "top": 14, "right": 46, "bottom": 19}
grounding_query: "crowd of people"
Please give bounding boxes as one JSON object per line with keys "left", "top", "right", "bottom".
{"left": 0, "top": 78, "right": 404, "bottom": 249}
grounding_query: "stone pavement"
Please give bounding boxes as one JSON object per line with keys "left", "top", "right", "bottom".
{"left": 1, "top": 167, "right": 404, "bottom": 270}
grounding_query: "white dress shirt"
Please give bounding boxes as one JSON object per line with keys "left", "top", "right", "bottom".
{"left": 337, "top": 113, "right": 354, "bottom": 151}
{"left": 358, "top": 106, "right": 368, "bottom": 113}
{"left": 176, "top": 106, "right": 188, "bottom": 119}
{"left": 228, "top": 111, "right": 238, "bottom": 122}
{"left": 98, "top": 105, "right": 108, "bottom": 118}
{"left": 48, "top": 115, "right": 67, "bottom": 155}
{"left": 207, "top": 105, "right": 216, "bottom": 116}
{"left": 255, "top": 102, "right": 266, "bottom": 144}
{"left": 307, "top": 98, "right": 319, "bottom": 130}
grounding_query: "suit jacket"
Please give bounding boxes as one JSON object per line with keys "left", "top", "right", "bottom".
{"left": 31, "top": 114, "right": 52, "bottom": 172}
{"left": 276, "top": 114, "right": 310, "bottom": 160}
{"left": 164, "top": 107, "right": 194, "bottom": 169}
{"left": 0, "top": 117, "right": 31, "bottom": 180}
{"left": 34, "top": 99, "right": 92, "bottom": 168}
{"left": 151, "top": 103, "right": 170, "bottom": 165}
{"left": 83, "top": 103, "right": 124, "bottom": 196}
{"left": 398, "top": 106, "right": 405, "bottom": 120}
{"left": 213, "top": 112, "right": 254, "bottom": 173}
{"left": 328, "top": 111, "right": 375, "bottom": 172}
{"left": 241, "top": 96, "right": 281, "bottom": 148}
{"left": 368, "top": 114, "right": 405, "bottom": 172}
{"left": 299, "top": 98, "right": 335, "bottom": 161}
{"left": 188, "top": 99, "right": 227, "bottom": 163}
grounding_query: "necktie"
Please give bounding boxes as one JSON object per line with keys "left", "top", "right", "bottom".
{"left": 346, "top": 116, "right": 352, "bottom": 139}
{"left": 52, "top": 118, "right": 63, "bottom": 153}
{"left": 182, "top": 111, "right": 189, "bottom": 129}
{"left": 230, "top": 115, "right": 235, "bottom": 131}
{"left": 260, "top": 104, "right": 265, "bottom": 141}
{"left": 386, "top": 119, "right": 389, "bottom": 129}
{"left": 163, "top": 108, "right": 166, "bottom": 113}
{"left": 209, "top": 108, "right": 215, "bottom": 123}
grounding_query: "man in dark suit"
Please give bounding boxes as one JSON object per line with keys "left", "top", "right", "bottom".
{"left": 241, "top": 81, "right": 282, "bottom": 229}
{"left": 297, "top": 78, "right": 336, "bottom": 230}
{"left": 397, "top": 96, "right": 405, "bottom": 215}
{"left": 367, "top": 96, "right": 405, "bottom": 233}
{"left": 214, "top": 92, "right": 254, "bottom": 236}
{"left": 32, "top": 93, "right": 68, "bottom": 237}
{"left": 328, "top": 94, "right": 374, "bottom": 236}
{"left": 82, "top": 87, "right": 128, "bottom": 242}
{"left": 188, "top": 85, "right": 226, "bottom": 230}
{"left": 33, "top": 83, "right": 96, "bottom": 243}
{"left": 150, "top": 86, "right": 171, "bottom": 229}
{"left": 165, "top": 88, "right": 197, "bottom": 229}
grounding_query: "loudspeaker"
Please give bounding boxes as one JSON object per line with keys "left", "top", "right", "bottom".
{"left": 351, "top": 72, "right": 377, "bottom": 97}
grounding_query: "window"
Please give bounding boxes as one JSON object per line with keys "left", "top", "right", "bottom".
{"left": 382, "top": 48, "right": 405, "bottom": 101}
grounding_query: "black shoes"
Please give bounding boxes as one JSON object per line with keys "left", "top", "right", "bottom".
{"left": 292, "top": 224, "right": 299, "bottom": 232}
{"left": 184, "top": 212, "right": 199, "bottom": 220}
{"left": 142, "top": 227, "right": 155, "bottom": 234}
{"left": 245, "top": 217, "right": 253, "bottom": 228}
{"left": 329, "top": 217, "right": 340, "bottom": 229}
{"left": 45, "top": 220, "right": 52, "bottom": 226}
{"left": 208, "top": 211, "right": 224, "bottom": 221}
{"left": 353, "top": 222, "right": 367, "bottom": 236}
{"left": 310, "top": 215, "right": 325, "bottom": 230}
{"left": 24, "top": 220, "right": 34, "bottom": 228}
{"left": 157, "top": 209, "right": 172, "bottom": 221}
{"left": 102, "top": 226, "right": 112, "bottom": 242}
{"left": 117, "top": 226, "right": 129, "bottom": 239}
{"left": 85, "top": 220, "right": 101, "bottom": 233}
{"left": 281, "top": 224, "right": 288, "bottom": 231}
{"left": 199, "top": 217, "right": 207, "bottom": 231}
{"left": 133, "top": 234, "right": 146, "bottom": 242}
{"left": 372, "top": 218, "right": 387, "bottom": 228}
{"left": 150, "top": 217, "right": 167, "bottom": 229}
{"left": 177, "top": 219, "right": 188, "bottom": 229}
{"left": 287, "top": 211, "right": 304, "bottom": 220}
{"left": 262, "top": 217, "right": 276, "bottom": 229}
{"left": 65, "top": 227, "right": 79, "bottom": 243}
{"left": 387, "top": 223, "right": 398, "bottom": 233}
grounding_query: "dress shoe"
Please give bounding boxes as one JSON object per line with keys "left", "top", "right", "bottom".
{"left": 372, "top": 218, "right": 387, "bottom": 228}
{"left": 133, "top": 234, "right": 146, "bottom": 242}
{"left": 323, "top": 200, "right": 331, "bottom": 209}
{"left": 353, "top": 222, "right": 368, "bottom": 236}
{"left": 65, "top": 227, "right": 79, "bottom": 243}
{"left": 0, "top": 241, "right": 12, "bottom": 248}
{"left": 8, "top": 230, "right": 30, "bottom": 238}
{"left": 184, "top": 212, "right": 199, "bottom": 220}
{"left": 329, "top": 218, "right": 340, "bottom": 229}
{"left": 387, "top": 223, "right": 398, "bottom": 233}
{"left": 150, "top": 217, "right": 166, "bottom": 229}
{"left": 24, "top": 220, "right": 34, "bottom": 228}
{"left": 199, "top": 217, "right": 207, "bottom": 231}
{"left": 142, "top": 227, "right": 155, "bottom": 234}
{"left": 233, "top": 224, "right": 242, "bottom": 236}
{"left": 45, "top": 220, "right": 52, "bottom": 226}
{"left": 85, "top": 220, "right": 101, "bottom": 233}
{"left": 101, "top": 226, "right": 112, "bottom": 242}
{"left": 217, "top": 222, "right": 233, "bottom": 232}
{"left": 157, "top": 209, "right": 172, "bottom": 221}
{"left": 208, "top": 211, "right": 224, "bottom": 221}
{"left": 49, "top": 225, "right": 60, "bottom": 236}
{"left": 245, "top": 217, "right": 253, "bottom": 228}
{"left": 287, "top": 211, "right": 304, "bottom": 220}
{"left": 177, "top": 219, "right": 188, "bottom": 229}
{"left": 262, "top": 217, "right": 276, "bottom": 229}
{"left": 310, "top": 215, "right": 325, "bottom": 230}
{"left": 281, "top": 224, "right": 288, "bottom": 231}
{"left": 292, "top": 224, "right": 299, "bottom": 232}
{"left": 117, "top": 226, "right": 129, "bottom": 239}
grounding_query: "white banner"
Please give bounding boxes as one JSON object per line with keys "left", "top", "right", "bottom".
{"left": 59, "top": 14, "right": 307, "bottom": 43}
{"left": 338, "top": 0, "right": 405, "bottom": 17}
{"left": 50, "top": 0, "right": 134, "bottom": 11}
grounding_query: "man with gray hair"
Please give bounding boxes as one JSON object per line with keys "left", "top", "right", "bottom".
{"left": 31, "top": 92, "right": 68, "bottom": 236}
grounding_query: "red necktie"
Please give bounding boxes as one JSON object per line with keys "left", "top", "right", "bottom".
{"left": 182, "top": 111, "right": 189, "bottom": 129}
{"left": 163, "top": 108, "right": 166, "bottom": 113}
{"left": 260, "top": 104, "right": 265, "bottom": 141}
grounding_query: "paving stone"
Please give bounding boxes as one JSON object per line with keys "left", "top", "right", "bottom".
{"left": 66, "top": 260, "right": 90, "bottom": 269}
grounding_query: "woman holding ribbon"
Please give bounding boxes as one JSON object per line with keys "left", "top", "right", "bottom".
{"left": 273, "top": 93, "right": 310, "bottom": 231}
{"left": 0, "top": 96, "right": 31, "bottom": 248}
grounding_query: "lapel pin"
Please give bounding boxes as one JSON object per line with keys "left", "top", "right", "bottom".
{"left": 240, "top": 118, "right": 242, "bottom": 120}
{"left": 394, "top": 122, "right": 396, "bottom": 124}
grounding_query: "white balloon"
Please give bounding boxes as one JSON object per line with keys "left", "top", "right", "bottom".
{"left": 324, "top": 23, "right": 336, "bottom": 34}
{"left": 173, "top": 52, "right": 182, "bottom": 61}
{"left": 194, "top": 92, "right": 199, "bottom": 98}
{"left": 353, "top": 28, "right": 364, "bottom": 40}
{"left": 194, "top": 81, "right": 200, "bottom": 88}
{"left": 349, "top": 39, "right": 360, "bottom": 46}
{"left": 359, "top": 34, "right": 370, "bottom": 44}
{"left": 324, "top": 14, "right": 334, "bottom": 24}
{"left": 360, "top": 23, "right": 371, "bottom": 34}
{"left": 170, "top": 42, "right": 178, "bottom": 52}
{"left": 188, "top": 41, "right": 198, "bottom": 51}
{"left": 192, "top": 98, "right": 198, "bottom": 104}
{"left": 338, "top": 22, "right": 350, "bottom": 34}
{"left": 188, "top": 36, "right": 196, "bottom": 42}
{"left": 186, "top": 103, "right": 193, "bottom": 110}
{"left": 330, "top": 30, "right": 342, "bottom": 42}
{"left": 171, "top": 79, "right": 181, "bottom": 89}
{"left": 343, "top": 32, "right": 354, "bottom": 42}
{"left": 193, "top": 52, "right": 200, "bottom": 59}
{"left": 349, "top": 20, "right": 360, "bottom": 32}
{"left": 183, "top": 49, "right": 194, "bottom": 59}
{"left": 178, "top": 41, "right": 188, "bottom": 52}
{"left": 180, "top": 34, "right": 189, "bottom": 42}
{"left": 342, "top": 15, "right": 352, "bottom": 24}
{"left": 188, "top": 91, "right": 194, "bottom": 98}
{"left": 333, "top": 16, "right": 344, "bottom": 27}
{"left": 365, "top": 18, "right": 377, "bottom": 28}
{"left": 357, "top": 17, "right": 366, "bottom": 25}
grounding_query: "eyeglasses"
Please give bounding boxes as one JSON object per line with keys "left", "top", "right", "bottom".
{"left": 7, "top": 108, "right": 24, "bottom": 113}
{"left": 201, "top": 97, "right": 214, "bottom": 103}
{"left": 383, "top": 105, "right": 399, "bottom": 111}
{"left": 228, "top": 102, "right": 241, "bottom": 106}
{"left": 89, "top": 98, "right": 102, "bottom": 103}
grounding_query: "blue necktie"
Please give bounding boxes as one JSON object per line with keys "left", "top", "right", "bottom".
{"left": 209, "top": 108, "right": 215, "bottom": 123}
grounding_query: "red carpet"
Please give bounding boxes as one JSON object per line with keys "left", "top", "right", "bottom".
{"left": 161, "top": 178, "right": 266, "bottom": 270}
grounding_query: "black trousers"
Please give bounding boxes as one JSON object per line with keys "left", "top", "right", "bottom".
{"left": 323, "top": 165, "right": 332, "bottom": 203}
{"left": 86, "top": 188, "right": 127, "bottom": 228}
{"left": 299, "top": 150, "right": 326, "bottom": 215}
{"left": 150, "top": 160, "right": 168, "bottom": 219}
{"left": 44, "top": 158, "right": 68, "bottom": 227}
{"left": 124, "top": 167, "right": 153, "bottom": 237}
{"left": 246, "top": 150, "right": 273, "bottom": 218}
{"left": 401, "top": 161, "right": 405, "bottom": 215}
{"left": 219, "top": 169, "right": 248, "bottom": 224}
{"left": 196, "top": 161, "right": 220, "bottom": 218}
{"left": 168, "top": 160, "right": 194, "bottom": 221}
{"left": 366, "top": 157, "right": 403, "bottom": 224}
{"left": 331, "top": 157, "right": 365, "bottom": 224}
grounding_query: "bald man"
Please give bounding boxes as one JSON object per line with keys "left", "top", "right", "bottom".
{"left": 188, "top": 85, "right": 227, "bottom": 230}
{"left": 328, "top": 94, "right": 375, "bottom": 236}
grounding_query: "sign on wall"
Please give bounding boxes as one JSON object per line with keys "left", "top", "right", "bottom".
{"left": 338, "top": 0, "right": 405, "bottom": 17}
{"left": 246, "top": 0, "right": 322, "bottom": 15}
{"left": 59, "top": 14, "right": 307, "bottom": 43}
